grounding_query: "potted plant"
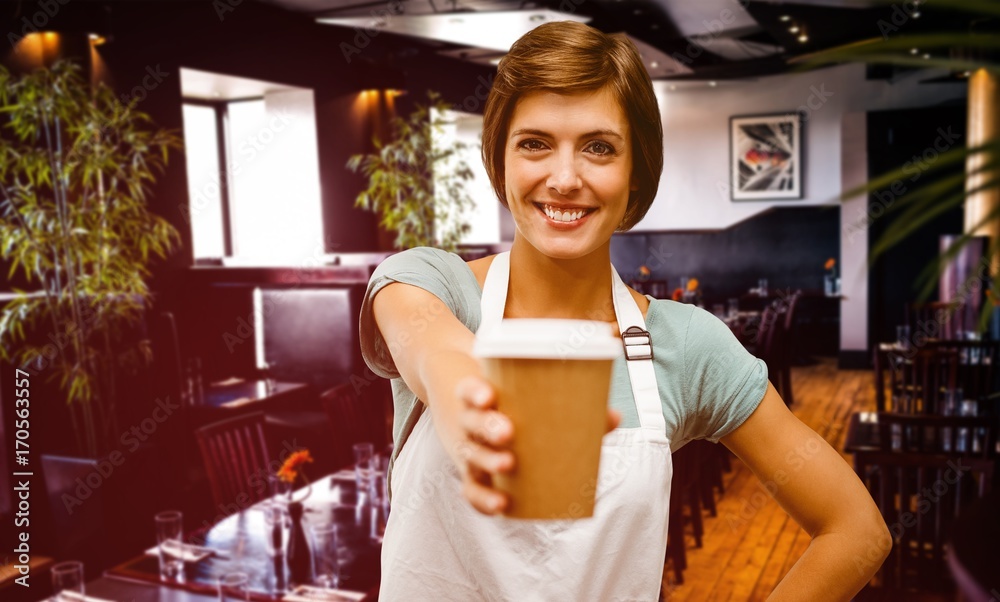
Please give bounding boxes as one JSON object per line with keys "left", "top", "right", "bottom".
{"left": 347, "top": 91, "right": 475, "bottom": 253}
{"left": 0, "top": 60, "right": 181, "bottom": 457}
{"left": 800, "top": 0, "right": 1000, "bottom": 331}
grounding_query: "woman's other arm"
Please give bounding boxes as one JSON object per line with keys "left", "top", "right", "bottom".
{"left": 721, "top": 383, "right": 891, "bottom": 601}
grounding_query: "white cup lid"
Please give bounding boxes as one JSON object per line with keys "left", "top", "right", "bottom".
{"left": 473, "top": 319, "right": 622, "bottom": 360}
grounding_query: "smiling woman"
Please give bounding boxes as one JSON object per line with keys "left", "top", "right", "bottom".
{"left": 360, "top": 20, "right": 890, "bottom": 602}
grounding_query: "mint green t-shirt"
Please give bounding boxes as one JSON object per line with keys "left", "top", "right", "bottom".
{"left": 359, "top": 247, "right": 768, "bottom": 458}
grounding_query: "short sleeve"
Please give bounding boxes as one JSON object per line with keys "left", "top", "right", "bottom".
{"left": 359, "top": 247, "right": 478, "bottom": 379}
{"left": 682, "top": 306, "right": 768, "bottom": 442}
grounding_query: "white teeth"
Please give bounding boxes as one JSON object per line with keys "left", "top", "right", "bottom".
{"left": 542, "top": 204, "right": 588, "bottom": 222}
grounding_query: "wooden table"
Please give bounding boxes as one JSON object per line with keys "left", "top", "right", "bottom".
{"left": 102, "top": 474, "right": 380, "bottom": 601}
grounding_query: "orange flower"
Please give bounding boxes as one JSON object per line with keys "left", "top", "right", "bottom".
{"left": 686, "top": 278, "right": 699, "bottom": 292}
{"left": 638, "top": 265, "right": 651, "bottom": 277}
{"left": 278, "top": 449, "right": 314, "bottom": 484}
{"left": 824, "top": 258, "right": 836, "bottom": 271}
{"left": 671, "top": 288, "right": 683, "bottom": 301}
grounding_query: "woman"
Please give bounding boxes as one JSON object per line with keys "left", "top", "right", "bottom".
{"left": 360, "top": 21, "right": 890, "bottom": 600}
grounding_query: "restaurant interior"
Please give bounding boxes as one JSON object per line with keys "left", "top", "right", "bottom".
{"left": 0, "top": 0, "right": 998, "bottom": 600}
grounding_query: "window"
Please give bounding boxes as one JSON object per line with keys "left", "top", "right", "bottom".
{"left": 181, "top": 69, "right": 324, "bottom": 264}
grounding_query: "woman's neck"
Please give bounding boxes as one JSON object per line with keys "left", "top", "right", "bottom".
{"left": 503, "top": 239, "right": 617, "bottom": 322}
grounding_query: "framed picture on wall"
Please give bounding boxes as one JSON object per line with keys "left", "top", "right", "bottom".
{"left": 730, "top": 113, "right": 803, "bottom": 201}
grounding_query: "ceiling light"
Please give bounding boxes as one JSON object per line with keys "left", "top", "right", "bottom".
{"left": 963, "top": 70, "right": 972, "bottom": 77}
{"left": 788, "top": 25, "right": 800, "bottom": 34}
{"left": 708, "top": 81, "right": 717, "bottom": 87}
{"left": 650, "top": 61, "right": 659, "bottom": 68}
{"left": 669, "top": 84, "right": 677, "bottom": 91}
{"left": 910, "top": 47, "right": 919, "bottom": 55}
{"left": 912, "top": 10, "right": 920, "bottom": 18}
{"left": 922, "top": 53, "right": 931, "bottom": 59}
{"left": 797, "top": 34, "right": 809, "bottom": 43}
{"left": 779, "top": 15, "right": 791, "bottom": 22}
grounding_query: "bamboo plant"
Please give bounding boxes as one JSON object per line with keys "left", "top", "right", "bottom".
{"left": 798, "top": 0, "right": 1000, "bottom": 330}
{"left": 0, "top": 60, "right": 181, "bottom": 456}
{"left": 347, "top": 91, "right": 475, "bottom": 252}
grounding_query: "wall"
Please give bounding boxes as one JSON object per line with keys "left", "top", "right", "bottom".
{"left": 637, "top": 63, "right": 967, "bottom": 232}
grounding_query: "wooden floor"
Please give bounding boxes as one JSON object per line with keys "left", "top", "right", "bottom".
{"left": 660, "top": 358, "right": 958, "bottom": 602}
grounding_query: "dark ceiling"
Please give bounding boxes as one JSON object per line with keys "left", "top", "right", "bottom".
{"left": 258, "top": 0, "right": 998, "bottom": 80}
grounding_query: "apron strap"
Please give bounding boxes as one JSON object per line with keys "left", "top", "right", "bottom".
{"left": 611, "top": 269, "right": 667, "bottom": 438}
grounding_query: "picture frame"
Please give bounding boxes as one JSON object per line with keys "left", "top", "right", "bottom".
{"left": 730, "top": 113, "right": 803, "bottom": 201}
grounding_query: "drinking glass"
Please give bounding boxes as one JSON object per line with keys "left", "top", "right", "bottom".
{"left": 263, "top": 500, "right": 291, "bottom": 557}
{"left": 155, "top": 510, "right": 184, "bottom": 581}
{"left": 758, "top": 278, "right": 768, "bottom": 297}
{"left": 218, "top": 572, "right": 250, "bottom": 602}
{"left": 712, "top": 304, "right": 725, "bottom": 319}
{"left": 896, "top": 325, "right": 911, "bottom": 350}
{"left": 369, "top": 473, "right": 389, "bottom": 543}
{"left": 308, "top": 523, "right": 341, "bottom": 589}
{"left": 727, "top": 298, "right": 739, "bottom": 319}
{"left": 51, "top": 561, "right": 84, "bottom": 601}
{"left": 353, "top": 442, "right": 375, "bottom": 496}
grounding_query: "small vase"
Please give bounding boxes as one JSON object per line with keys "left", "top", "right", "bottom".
{"left": 286, "top": 501, "right": 313, "bottom": 586}
{"left": 824, "top": 274, "right": 837, "bottom": 297}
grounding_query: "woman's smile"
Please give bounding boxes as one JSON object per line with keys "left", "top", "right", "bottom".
{"left": 504, "top": 87, "right": 635, "bottom": 259}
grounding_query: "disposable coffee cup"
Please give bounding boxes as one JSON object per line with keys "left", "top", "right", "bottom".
{"left": 473, "top": 319, "right": 621, "bottom": 519}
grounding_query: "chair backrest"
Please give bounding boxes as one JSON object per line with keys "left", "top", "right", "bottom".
{"left": 195, "top": 412, "right": 273, "bottom": 509}
{"left": 755, "top": 306, "right": 780, "bottom": 363}
{"left": 321, "top": 383, "right": 385, "bottom": 469}
{"left": 255, "top": 286, "right": 361, "bottom": 389}
{"left": 782, "top": 290, "right": 802, "bottom": 332}
{"left": 928, "top": 340, "right": 1000, "bottom": 405}
{"left": 854, "top": 451, "right": 994, "bottom": 592}
{"left": 886, "top": 347, "right": 958, "bottom": 414}
{"left": 906, "top": 302, "right": 967, "bottom": 341}
{"left": 877, "top": 412, "right": 996, "bottom": 458}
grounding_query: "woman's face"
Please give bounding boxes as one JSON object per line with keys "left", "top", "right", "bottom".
{"left": 504, "top": 87, "right": 635, "bottom": 260}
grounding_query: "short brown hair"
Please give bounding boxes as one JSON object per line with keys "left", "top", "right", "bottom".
{"left": 481, "top": 21, "right": 663, "bottom": 231}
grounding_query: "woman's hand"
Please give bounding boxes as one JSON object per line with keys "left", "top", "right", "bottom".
{"left": 451, "top": 375, "right": 621, "bottom": 515}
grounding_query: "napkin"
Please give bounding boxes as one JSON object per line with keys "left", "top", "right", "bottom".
{"left": 144, "top": 542, "right": 215, "bottom": 562}
{"left": 220, "top": 397, "right": 255, "bottom": 408}
{"left": 283, "top": 585, "right": 366, "bottom": 601}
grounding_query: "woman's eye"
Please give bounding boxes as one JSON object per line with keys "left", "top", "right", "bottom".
{"left": 587, "top": 141, "right": 615, "bottom": 156}
{"left": 518, "top": 139, "right": 546, "bottom": 151}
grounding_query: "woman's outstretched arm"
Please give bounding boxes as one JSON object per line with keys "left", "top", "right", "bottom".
{"left": 721, "top": 383, "right": 891, "bottom": 601}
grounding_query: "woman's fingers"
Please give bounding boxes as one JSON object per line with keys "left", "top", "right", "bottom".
{"left": 606, "top": 408, "right": 621, "bottom": 433}
{"left": 456, "top": 437, "right": 514, "bottom": 475}
{"left": 462, "top": 474, "right": 509, "bottom": 515}
{"left": 455, "top": 374, "right": 496, "bottom": 409}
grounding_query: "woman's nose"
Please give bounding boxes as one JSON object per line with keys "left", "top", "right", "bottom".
{"left": 546, "top": 151, "right": 582, "bottom": 196}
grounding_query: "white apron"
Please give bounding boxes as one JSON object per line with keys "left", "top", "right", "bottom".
{"left": 380, "top": 252, "right": 672, "bottom": 601}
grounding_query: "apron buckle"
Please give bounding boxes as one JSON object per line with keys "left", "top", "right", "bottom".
{"left": 622, "top": 326, "right": 653, "bottom": 361}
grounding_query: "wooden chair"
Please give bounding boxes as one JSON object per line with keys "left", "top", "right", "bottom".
{"left": 195, "top": 412, "right": 273, "bottom": 509}
{"left": 928, "top": 340, "right": 1000, "bottom": 406}
{"left": 886, "top": 347, "right": 958, "bottom": 414}
{"left": 877, "top": 412, "right": 997, "bottom": 458}
{"left": 321, "top": 383, "right": 388, "bottom": 469}
{"left": 754, "top": 305, "right": 792, "bottom": 407}
{"left": 906, "top": 302, "right": 966, "bottom": 341}
{"left": 854, "top": 451, "right": 994, "bottom": 593}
